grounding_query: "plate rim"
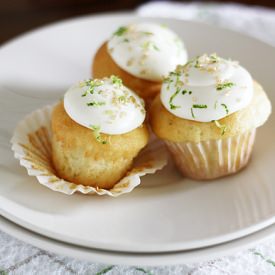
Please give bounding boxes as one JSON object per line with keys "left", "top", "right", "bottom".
{"left": 1, "top": 203, "right": 275, "bottom": 253}
{"left": 1, "top": 12, "right": 275, "bottom": 254}
{"left": 0, "top": 215, "right": 275, "bottom": 266}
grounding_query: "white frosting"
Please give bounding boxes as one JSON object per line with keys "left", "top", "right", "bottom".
{"left": 64, "top": 77, "right": 146, "bottom": 135}
{"left": 107, "top": 22, "right": 188, "bottom": 82}
{"left": 160, "top": 54, "right": 254, "bottom": 122}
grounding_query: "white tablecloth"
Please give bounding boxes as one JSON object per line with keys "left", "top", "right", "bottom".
{"left": 1, "top": 2, "right": 275, "bottom": 274}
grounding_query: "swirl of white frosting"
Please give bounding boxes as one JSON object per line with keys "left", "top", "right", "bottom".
{"left": 160, "top": 54, "right": 254, "bottom": 122}
{"left": 107, "top": 22, "right": 188, "bottom": 82}
{"left": 64, "top": 76, "right": 146, "bottom": 135}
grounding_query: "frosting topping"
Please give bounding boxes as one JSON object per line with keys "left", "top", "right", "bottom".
{"left": 107, "top": 22, "right": 188, "bottom": 82}
{"left": 64, "top": 76, "right": 146, "bottom": 136}
{"left": 160, "top": 54, "right": 254, "bottom": 122}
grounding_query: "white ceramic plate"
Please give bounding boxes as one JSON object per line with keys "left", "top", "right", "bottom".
{"left": 1, "top": 215, "right": 275, "bottom": 266}
{"left": 0, "top": 13, "right": 275, "bottom": 253}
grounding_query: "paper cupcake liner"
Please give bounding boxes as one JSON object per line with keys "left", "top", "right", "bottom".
{"left": 165, "top": 129, "right": 256, "bottom": 180}
{"left": 11, "top": 104, "right": 168, "bottom": 197}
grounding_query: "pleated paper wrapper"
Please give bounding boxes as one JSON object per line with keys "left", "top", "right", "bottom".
{"left": 11, "top": 104, "right": 168, "bottom": 197}
{"left": 165, "top": 129, "right": 256, "bottom": 180}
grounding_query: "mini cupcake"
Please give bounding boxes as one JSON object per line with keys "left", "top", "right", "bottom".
{"left": 92, "top": 22, "right": 188, "bottom": 103}
{"left": 52, "top": 76, "right": 149, "bottom": 189}
{"left": 150, "top": 54, "right": 272, "bottom": 180}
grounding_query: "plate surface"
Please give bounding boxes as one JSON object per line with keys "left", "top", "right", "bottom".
{"left": 0, "top": 13, "right": 275, "bottom": 253}
{"left": 1, "top": 215, "right": 275, "bottom": 266}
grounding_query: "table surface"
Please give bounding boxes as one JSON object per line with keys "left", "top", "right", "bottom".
{"left": 0, "top": 0, "right": 275, "bottom": 45}
{"left": 1, "top": 2, "right": 275, "bottom": 275}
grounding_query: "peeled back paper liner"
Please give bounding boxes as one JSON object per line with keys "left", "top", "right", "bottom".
{"left": 11, "top": 104, "right": 168, "bottom": 197}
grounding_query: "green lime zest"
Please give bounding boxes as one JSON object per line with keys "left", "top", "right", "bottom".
{"left": 80, "top": 79, "right": 104, "bottom": 97}
{"left": 213, "top": 120, "right": 227, "bottom": 136}
{"left": 113, "top": 26, "right": 127, "bottom": 36}
{"left": 169, "top": 88, "right": 181, "bottom": 110}
{"left": 86, "top": 101, "right": 105, "bottom": 107}
{"left": 216, "top": 81, "right": 234, "bottom": 91}
{"left": 141, "top": 41, "right": 160, "bottom": 51}
{"left": 221, "top": 103, "right": 229, "bottom": 114}
{"left": 192, "top": 104, "right": 207, "bottom": 108}
{"left": 90, "top": 125, "right": 107, "bottom": 144}
{"left": 191, "top": 108, "right": 195, "bottom": 119}
{"left": 110, "top": 75, "right": 123, "bottom": 87}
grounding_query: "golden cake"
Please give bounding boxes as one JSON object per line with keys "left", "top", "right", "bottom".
{"left": 150, "top": 54, "right": 271, "bottom": 180}
{"left": 92, "top": 22, "right": 188, "bottom": 103}
{"left": 52, "top": 76, "right": 149, "bottom": 189}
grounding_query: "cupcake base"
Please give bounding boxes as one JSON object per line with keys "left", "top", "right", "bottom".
{"left": 165, "top": 129, "right": 256, "bottom": 180}
{"left": 11, "top": 104, "right": 168, "bottom": 196}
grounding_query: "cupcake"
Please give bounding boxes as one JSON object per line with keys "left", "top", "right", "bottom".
{"left": 92, "top": 22, "right": 188, "bottom": 103}
{"left": 51, "top": 76, "right": 149, "bottom": 189}
{"left": 150, "top": 54, "right": 272, "bottom": 180}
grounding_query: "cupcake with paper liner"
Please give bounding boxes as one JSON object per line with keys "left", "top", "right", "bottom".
{"left": 92, "top": 22, "right": 188, "bottom": 103}
{"left": 150, "top": 53, "right": 271, "bottom": 180}
{"left": 51, "top": 75, "right": 149, "bottom": 189}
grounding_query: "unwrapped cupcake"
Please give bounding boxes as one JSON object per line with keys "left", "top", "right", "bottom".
{"left": 150, "top": 53, "right": 272, "bottom": 180}
{"left": 52, "top": 76, "right": 149, "bottom": 189}
{"left": 92, "top": 22, "right": 188, "bottom": 103}
{"left": 11, "top": 75, "right": 168, "bottom": 196}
